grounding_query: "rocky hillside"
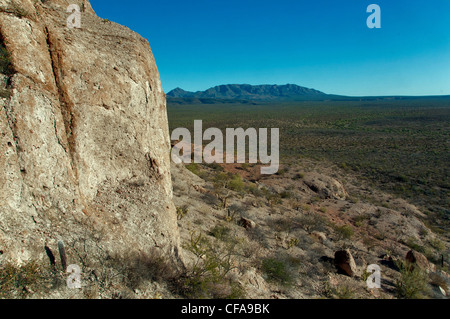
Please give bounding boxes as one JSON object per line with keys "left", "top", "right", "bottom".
{"left": 170, "top": 158, "right": 449, "bottom": 299}
{"left": 0, "top": 0, "right": 181, "bottom": 297}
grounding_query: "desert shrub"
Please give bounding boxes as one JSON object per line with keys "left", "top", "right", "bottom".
{"left": 112, "top": 249, "right": 178, "bottom": 291}
{"left": 228, "top": 174, "right": 245, "bottom": 192}
{"left": 319, "top": 207, "right": 327, "bottom": 213}
{"left": 320, "top": 281, "right": 334, "bottom": 298}
{"left": 213, "top": 172, "right": 230, "bottom": 189}
{"left": 320, "top": 280, "right": 355, "bottom": 299}
{"left": 209, "top": 224, "right": 232, "bottom": 241}
{"left": 179, "top": 231, "right": 244, "bottom": 298}
{"left": 293, "top": 173, "right": 304, "bottom": 180}
{"left": 246, "top": 227, "right": 270, "bottom": 248}
{"left": 428, "top": 238, "right": 445, "bottom": 252}
{"left": 201, "top": 192, "right": 220, "bottom": 206}
{"left": 395, "top": 260, "right": 430, "bottom": 299}
{"left": 262, "top": 188, "right": 282, "bottom": 207}
{"left": 176, "top": 205, "right": 189, "bottom": 220}
{"left": 276, "top": 168, "right": 288, "bottom": 176}
{"left": 295, "top": 213, "right": 328, "bottom": 232}
{"left": 240, "top": 163, "right": 249, "bottom": 170}
{"left": 204, "top": 162, "right": 223, "bottom": 171}
{"left": 260, "top": 255, "right": 295, "bottom": 286}
{"left": 286, "top": 237, "right": 299, "bottom": 249}
{"left": 418, "top": 226, "right": 429, "bottom": 237}
{"left": 224, "top": 204, "right": 244, "bottom": 223}
{"left": 267, "top": 217, "right": 293, "bottom": 233}
{"left": 0, "top": 260, "right": 52, "bottom": 298}
{"left": 279, "top": 190, "right": 293, "bottom": 199}
{"left": 246, "top": 183, "right": 264, "bottom": 197}
{"left": 240, "top": 238, "right": 264, "bottom": 261}
{"left": 185, "top": 163, "right": 201, "bottom": 176}
{"left": 333, "top": 224, "right": 354, "bottom": 240}
{"left": 301, "top": 204, "right": 311, "bottom": 211}
{"left": 353, "top": 213, "right": 371, "bottom": 227}
{"left": 310, "top": 196, "right": 321, "bottom": 204}
{"left": 334, "top": 285, "right": 355, "bottom": 299}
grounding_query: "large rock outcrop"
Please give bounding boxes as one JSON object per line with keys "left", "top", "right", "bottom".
{"left": 0, "top": 0, "right": 181, "bottom": 269}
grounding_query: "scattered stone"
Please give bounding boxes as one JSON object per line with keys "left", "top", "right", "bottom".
{"left": 334, "top": 249, "right": 357, "bottom": 277}
{"left": 310, "top": 231, "right": 327, "bottom": 243}
{"left": 405, "top": 250, "right": 435, "bottom": 272}
{"left": 239, "top": 217, "right": 256, "bottom": 230}
{"left": 303, "top": 173, "right": 348, "bottom": 200}
{"left": 193, "top": 185, "right": 207, "bottom": 194}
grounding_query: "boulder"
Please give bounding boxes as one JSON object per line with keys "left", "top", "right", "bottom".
{"left": 334, "top": 249, "right": 357, "bottom": 277}
{"left": 0, "top": 0, "right": 181, "bottom": 267}
{"left": 239, "top": 217, "right": 256, "bottom": 230}
{"left": 310, "top": 231, "right": 327, "bottom": 243}
{"left": 406, "top": 250, "right": 435, "bottom": 272}
{"left": 303, "top": 173, "right": 348, "bottom": 200}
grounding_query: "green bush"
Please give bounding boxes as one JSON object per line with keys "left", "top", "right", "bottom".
{"left": 267, "top": 217, "right": 292, "bottom": 233}
{"left": 209, "top": 224, "right": 232, "bottom": 241}
{"left": 185, "top": 163, "right": 201, "bottom": 175}
{"left": 334, "top": 285, "right": 355, "bottom": 299}
{"left": 0, "top": 261, "right": 52, "bottom": 298}
{"left": 295, "top": 213, "right": 328, "bottom": 232}
{"left": 353, "top": 214, "right": 370, "bottom": 227}
{"left": 113, "top": 249, "right": 178, "bottom": 290}
{"left": 176, "top": 205, "right": 189, "bottom": 220}
{"left": 179, "top": 231, "right": 244, "bottom": 298}
{"left": 293, "top": 173, "right": 304, "bottom": 180}
{"left": 395, "top": 261, "right": 430, "bottom": 299}
{"left": 280, "top": 190, "right": 293, "bottom": 199}
{"left": 262, "top": 188, "right": 282, "bottom": 207}
{"left": 228, "top": 174, "right": 244, "bottom": 192}
{"left": 246, "top": 183, "right": 263, "bottom": 197}
{"left": 205, "top": 162, "right": 223, "bottom": 171}
{"left": 428, "top": 238, "right": 445, "bottom": 252}
{"left": 261, "top": 256, "right": 294, "bottom": 286}
{"left": 334, "top": 224, "right": 354, "bottom": 240}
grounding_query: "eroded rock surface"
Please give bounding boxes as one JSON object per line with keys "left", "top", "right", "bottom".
{"left": 0, "top": 0, "right": 181, "bottom": 270}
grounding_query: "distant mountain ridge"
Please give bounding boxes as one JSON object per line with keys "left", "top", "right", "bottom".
{"left": 167, "top": 84, "right": 328, "bottom": 101}
{"left": 166, "top": 84, "right": 450, "bottom": 104}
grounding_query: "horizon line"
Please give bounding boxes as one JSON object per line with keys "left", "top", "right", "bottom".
{"left": 163, "top": 83, "right": 450, "bottom": 98}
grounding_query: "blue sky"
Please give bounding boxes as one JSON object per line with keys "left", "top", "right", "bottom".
{"left": 90, "top": 0, "right": 450, "bottom": 96}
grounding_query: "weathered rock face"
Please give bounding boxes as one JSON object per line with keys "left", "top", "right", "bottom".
{"left": 303, "top": 172, "right": 348, "bottom": 200}
{"left": 0, "top": 0, "right": 181, "bottom": 267}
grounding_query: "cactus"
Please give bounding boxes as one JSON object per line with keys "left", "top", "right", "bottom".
{"left": 58, "top": 240, "right": 67, "bottom": 272}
